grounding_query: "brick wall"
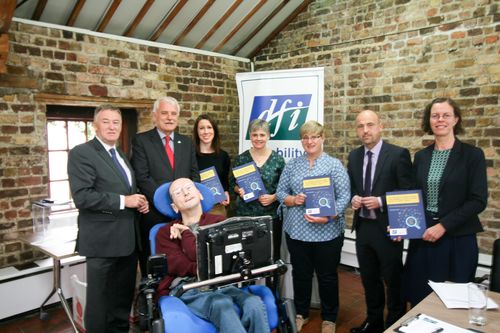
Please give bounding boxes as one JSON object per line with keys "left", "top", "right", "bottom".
{"left": 0, "top": 21, "right": 249, "bottom": 268}
{"left": 255, "top": 0, "right": 499, "bottom": 253}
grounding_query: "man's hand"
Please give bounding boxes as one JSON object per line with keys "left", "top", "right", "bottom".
{"left": 170, "top": 223, "right": 189, "bottom": 240}
{"left": 351, "top": 195, "right": 362, "bottom": 210}
{"left": 125, "top": 194, "right": 149, "bottom": 214}
{"left": 258, "top": 194, "right": 276, "bottom": 206}
{"left": 360, "top": 196, "right": 381, "bottom": 210}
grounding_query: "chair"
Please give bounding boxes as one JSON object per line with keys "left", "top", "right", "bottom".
{"left": 489, "top": 239, "right": 500, "bottom": 292}
{"left": 150, "top": 182, "right": 279, "bottom": 333}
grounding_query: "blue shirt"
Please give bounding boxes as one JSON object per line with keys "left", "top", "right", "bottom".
{"left": 276, "top": 152, "right": 351, "bottom": 242}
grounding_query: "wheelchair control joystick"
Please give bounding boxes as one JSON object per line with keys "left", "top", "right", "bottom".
{"left": 233, "top": 251, "right": 253, "bottom": 280}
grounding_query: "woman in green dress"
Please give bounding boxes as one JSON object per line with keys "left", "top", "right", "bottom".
{"left": 230, "top": 119, "right": 285, "bottom": 261}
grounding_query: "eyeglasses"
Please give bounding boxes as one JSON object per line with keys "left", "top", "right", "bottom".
{"left": 171, "top": 183, "right": 194, "bottom": 197}
{"left": 430, "top": 113, "right": 454, "bottom": 120}
{"left": 301, "top": 135, "right": 322, "bottom": 142}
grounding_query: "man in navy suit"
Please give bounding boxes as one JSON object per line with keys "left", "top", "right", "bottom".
{"left": 68, "top": 105, "right": 149, "bottom": 333}
{"left": 347, "top": 110, "right": 413, "bottom": 333}
{"left": 131, "top": 96, "right": 199, "bottom": 275}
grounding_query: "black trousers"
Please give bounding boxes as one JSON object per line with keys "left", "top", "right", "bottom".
{"left": 356, "top": 218, "right": 405, "bottom": 327}
{"left": 286, "top": 233, "right": 344, "bottom": 322}
{"left": 85, "top": 253, "right": 138, "bottom": 333}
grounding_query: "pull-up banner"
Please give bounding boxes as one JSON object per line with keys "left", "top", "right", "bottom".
{"left": 236, "top": 67, "right": 324, "bottom": 161}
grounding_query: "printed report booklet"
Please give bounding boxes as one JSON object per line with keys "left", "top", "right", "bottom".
{"left": 199, "top": 166, "right": 226, "bottom": 203}
{"left": 232, "top": 162, "right": 267, "bottom": 203}
{"left": 303, "top": 175, "right": 336, "bottom": 217}
{"left": 387, "top": 189, "right": 426, "bottom": 239}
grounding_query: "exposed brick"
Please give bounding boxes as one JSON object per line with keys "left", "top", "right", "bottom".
{"left": 64, "top": 64, "right": 87, "bottom": 72}
{"left": 1, "top": 126, "right": 17, "bottom": 134}
{"left": 46, "top": 72, "right": 64, "bottom": 81}
{"left": 460, "top": 88, "right": 480, "bottom": 96}
{"left": 89, "top": 85, "right": 108, "bottom": 97}
{"left": 108, "top": 50, "right": 129, "bottom": 59}
{"left": 10, "top": 104, "right": 35, "bottom": 112}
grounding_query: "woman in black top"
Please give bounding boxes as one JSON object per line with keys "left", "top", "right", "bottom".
{"left": 404, "top": 98, "right": 488, "bottom": 306}
{"left": 193, "top": 114, "right": 231, "bottom": 216}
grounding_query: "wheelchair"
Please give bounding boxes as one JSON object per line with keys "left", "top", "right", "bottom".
{"left": 138, "top": 182, "right": 297, "bottom": 333}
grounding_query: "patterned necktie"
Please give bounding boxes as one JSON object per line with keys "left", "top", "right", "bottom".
{"left": 109, "top": 148, "right": 130, "bottom": 188}
{"left": 165, "top": 136, "right": 175, "bottom": 170}
{"left": 362, "top": 150, "right": 373, "bottom": 216}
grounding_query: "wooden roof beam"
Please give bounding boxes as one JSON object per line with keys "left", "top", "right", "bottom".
{"left": 149, "top": 0, "right": 187, "bottom": 42}
{"left": 195, "top": 0, "right": 243, "bottom": 49}
{"left": 173, "top": 0, "right": 215, "bottom": 45}
{"left": 0, "top": 0, "right": 16, "bottom": 73}
{"left": 96, "top": 0, "right": 122, "bottom": 32}
{"left": 31, "top": 0, "right": 47, "bottom": 21}
{"left": 231, "top": 0, "right": 288, "bottom": 55}
{"left": 248, "top": 0, "right": 312, "bottom": 59}
{"left": 66, "top": 0, "right": 86, "bottom": 26}
{"left": 213, "top": 0, "right": 267, "bottom": 53}
{"left": 123, "top": 0, "right": 155, "bottom": 37}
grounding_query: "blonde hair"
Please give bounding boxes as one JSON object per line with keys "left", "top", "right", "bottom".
{"left": 300, "top": 120, "right": 324, "bottom": 138}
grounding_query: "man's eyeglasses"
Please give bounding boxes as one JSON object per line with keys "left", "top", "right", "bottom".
{"left": 301, "top": 135, "right": 322, "bottom": 142}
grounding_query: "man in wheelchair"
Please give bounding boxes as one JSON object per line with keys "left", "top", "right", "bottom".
{"left": 152, "top": 177, "right": 272, "bottom": 333}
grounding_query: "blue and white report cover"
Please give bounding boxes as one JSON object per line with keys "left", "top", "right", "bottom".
{"left": 199, "top": 166, "right": 226, "bottom": 203}
{"left": 232, "top": 162, "right": 267, "bottom": 203}
{"left": 303, "top": 175, "right": 336, "bottom": 217}
{"left": 387, "top": 190, "right": 426, "bottom": 239}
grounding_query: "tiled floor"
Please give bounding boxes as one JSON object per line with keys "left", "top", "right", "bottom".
{"left": 0, "top": 266, "right": 366, "bottom": 333}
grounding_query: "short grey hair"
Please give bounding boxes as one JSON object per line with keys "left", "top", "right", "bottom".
{"left": 152, "top": 96, "right": 180, "bottom": 114}
{"left": 248, "top": 119, "right": 270, "bottom": 136}
{"left": 94, "top": 104, "right": 121, "bottom": 122}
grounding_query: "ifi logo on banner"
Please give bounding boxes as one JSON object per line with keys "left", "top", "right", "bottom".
{"left": 246, "top": 94, "right": 312, "bottom": 140}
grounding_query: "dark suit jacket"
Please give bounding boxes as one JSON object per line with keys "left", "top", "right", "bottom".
{"left": 130, "top": 128, "right": 200, "bottom": 202}
{"left": 348, "top": 141, "right": 413, "bottom": 232}
{"left": 68, "top": 138, "right": 138, "bottom": 257}
{"left": 413, "top": 139, "right": 487, "bottom": 236}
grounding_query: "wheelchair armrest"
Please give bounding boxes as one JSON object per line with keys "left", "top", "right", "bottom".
{"left": 177, "top": 260, "right": 287, "bottom": 297}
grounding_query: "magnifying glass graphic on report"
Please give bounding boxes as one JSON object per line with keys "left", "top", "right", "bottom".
{"left": 210, "top": 187, "right": 222, "bottom": 196}
{"left": 318, "top": 197, "right": 331, "bottom": 208}
{"left": 405, "top": 216, "right": 420, "bottom": 229}
{"left": 250, "top": 182, "right": 262, "bottom": 192}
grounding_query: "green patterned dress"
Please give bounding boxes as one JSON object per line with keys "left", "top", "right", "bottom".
{"left": 230, "top": 150, "right": 285, "bottom": 218}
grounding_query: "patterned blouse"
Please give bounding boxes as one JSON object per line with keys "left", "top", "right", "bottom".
{"left": 230, "top": 150, "right": 285, "bottom": 219}
{"left": 276, "top": 152, "right": 351, "bottom": 242}
{"left": 426, "top": 149, "right": 451, "bottom": 213}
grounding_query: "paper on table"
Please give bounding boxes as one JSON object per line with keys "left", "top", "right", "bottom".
{"left": 428, "top": 280, "right": 499, "bottom": 309}
{"left": 397, "top": 313, "right": 471, "bottom": 333}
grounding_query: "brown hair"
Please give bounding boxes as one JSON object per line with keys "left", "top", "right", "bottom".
{"left": 193, "top": 114, "right": 221, "bottom": 154}
{"left": 422, "top": 97, "right": 464, "bottom": 135}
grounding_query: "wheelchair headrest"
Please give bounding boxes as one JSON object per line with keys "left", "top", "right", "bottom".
{"left": 153, "top": 181, "right": 216, "bottom": 219}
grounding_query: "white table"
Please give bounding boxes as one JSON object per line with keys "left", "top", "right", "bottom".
{"left": 19, "top": 227, "right": 79, "bottom": 332}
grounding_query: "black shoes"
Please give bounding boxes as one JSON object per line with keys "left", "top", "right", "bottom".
{"left": 350, "top": 320, "right": 384, "bottom": 333}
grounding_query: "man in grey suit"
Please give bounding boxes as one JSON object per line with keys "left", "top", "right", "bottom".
{"left": 131, "top": 96, "right": 199, "bottom": 275}
{"left": 68, "top": 105, "right": 149, "bottom": 333}
{"left": 347, "top": 110, "right": 413, "bottom": 333}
